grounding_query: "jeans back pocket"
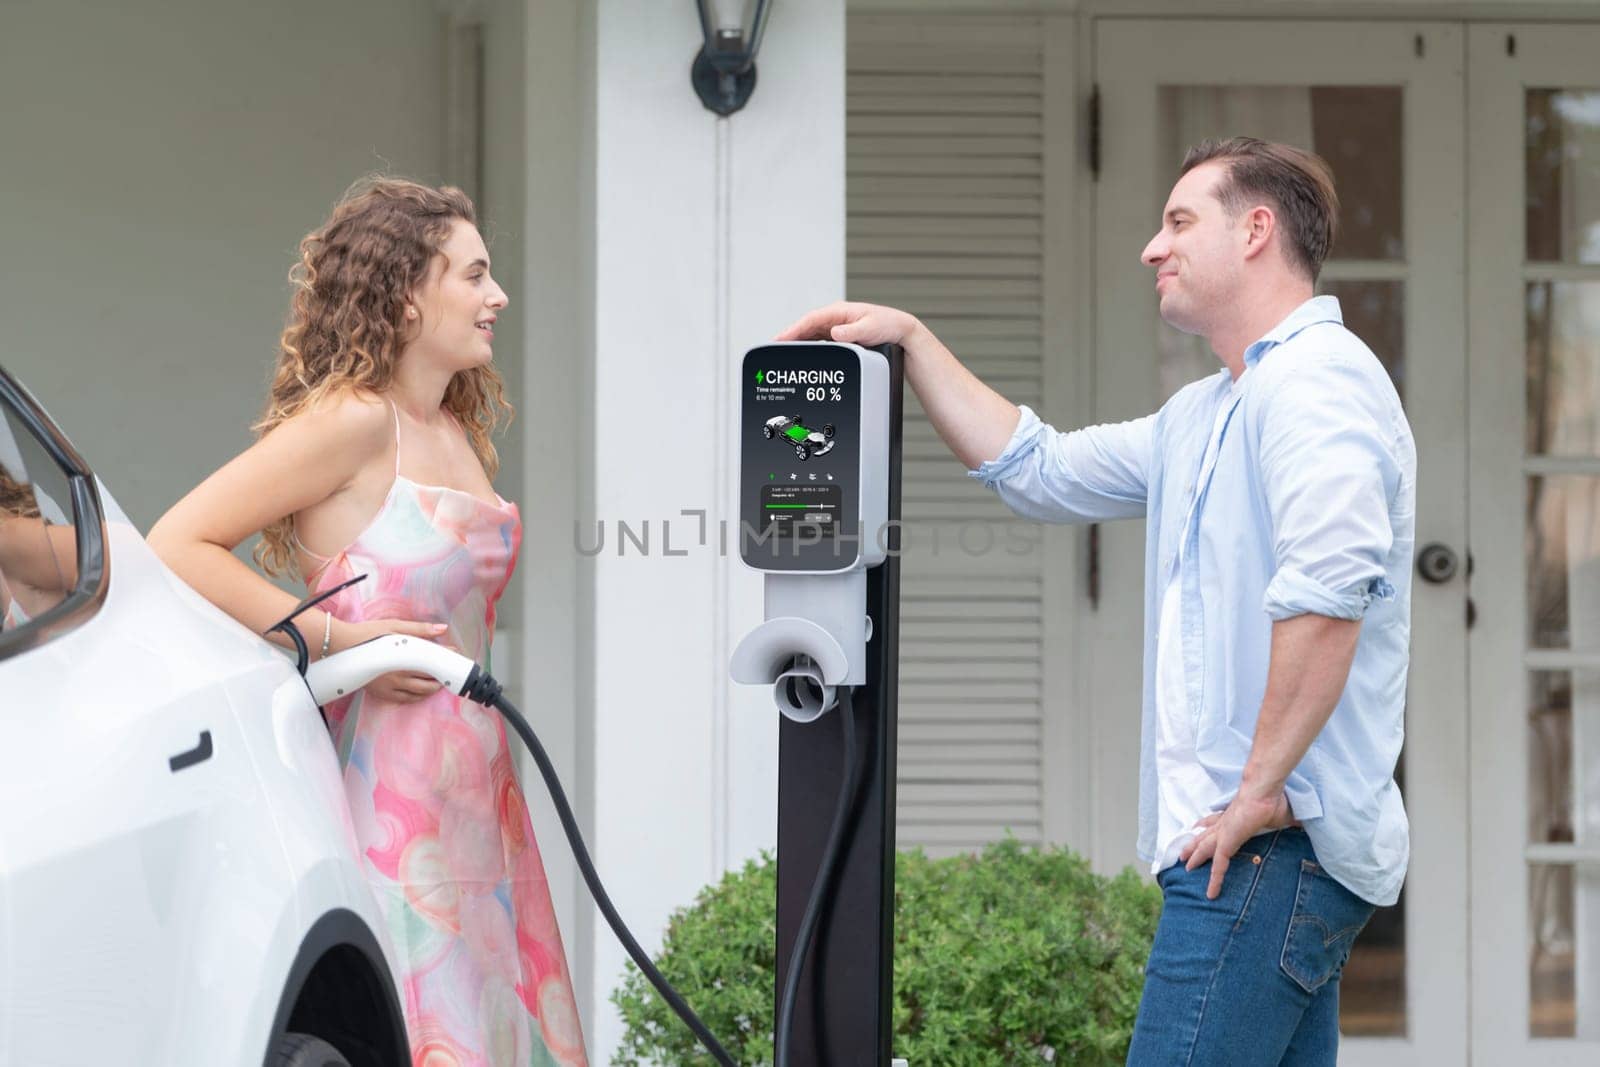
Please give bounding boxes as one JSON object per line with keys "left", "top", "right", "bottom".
{"left": 1279, "top": 859, "right": 1375, "bottom": 994}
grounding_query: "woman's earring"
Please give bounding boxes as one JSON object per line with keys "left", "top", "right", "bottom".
{"left": 406, "top": 306, "right": 417, "bottom": 319}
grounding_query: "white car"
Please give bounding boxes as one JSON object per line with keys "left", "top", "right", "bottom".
{"left": 0, "top": 365, "right": 407, "bottom": 1067}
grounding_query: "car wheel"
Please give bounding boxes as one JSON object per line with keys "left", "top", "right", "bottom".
{"left": 763, "top": 426, "right": 774, "bottom": 439}
{"left": 822, "top": 424, "right": 835, "bottom": 439}
{"left": 269, "top": 1032, "right": 351, "bottom": 1067}
{"left": 796, "top": 446, "right": 808, "bottom": 460}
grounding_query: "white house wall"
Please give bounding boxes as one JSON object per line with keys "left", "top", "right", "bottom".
{"left": 0, "top": 0, "right": 451, "bottom": 535}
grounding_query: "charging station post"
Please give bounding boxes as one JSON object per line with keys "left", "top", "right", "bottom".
{"left": 775, "top": 345, "right": 899, "bottom": 1066}
{"left": 731, "top": 342, "right": 902, "bottom": 1066}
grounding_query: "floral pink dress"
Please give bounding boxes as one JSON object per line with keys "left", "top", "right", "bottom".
{"left": 299, "top": 404, "right": 587, "bottom": 1067}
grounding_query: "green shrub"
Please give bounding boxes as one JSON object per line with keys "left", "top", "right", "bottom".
{"left": 610, "top": 838, "right": 1162, "bottom": 1066}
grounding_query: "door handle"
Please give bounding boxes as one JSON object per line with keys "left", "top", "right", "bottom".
{"left": 1416, "top": 543, "right": 1459, "bottom": 584}
{"left": 168, "top": 730, "right": 213, "bottom": 773}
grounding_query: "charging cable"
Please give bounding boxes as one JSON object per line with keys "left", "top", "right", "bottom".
{"left": 461, "top": 666, "right": 742, "bottom": 1067}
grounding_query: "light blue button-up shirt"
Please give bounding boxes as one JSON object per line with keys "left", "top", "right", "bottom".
{"left": 971, "top": 297, "right": 1413, "bottom": 906}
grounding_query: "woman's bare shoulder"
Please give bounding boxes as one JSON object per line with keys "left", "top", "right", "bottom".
{"left": 283, "top": 387, "right": 394, "bottom": 456}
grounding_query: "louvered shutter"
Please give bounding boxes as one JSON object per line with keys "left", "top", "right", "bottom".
{"left": 847, "top": 14, "right": 1047, "bottom": 857}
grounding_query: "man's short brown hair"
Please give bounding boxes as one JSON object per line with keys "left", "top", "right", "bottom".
{"left": 1180, "top": 137, "right": 1339, "bottom": 282}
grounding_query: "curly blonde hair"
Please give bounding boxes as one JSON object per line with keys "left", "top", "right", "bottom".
{"left": 254, "top": 176, "right": 512, "bottom": 577}
{"left": 0, "top": 463, "right": 41, "bottom": 520}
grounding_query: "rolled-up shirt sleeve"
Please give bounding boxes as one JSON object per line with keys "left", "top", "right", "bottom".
{"left": 1258, "top": 360, "right": 1400, "bottom": 621}
{"left": 968, "top": 405, "right": 1153, "bottom": 523}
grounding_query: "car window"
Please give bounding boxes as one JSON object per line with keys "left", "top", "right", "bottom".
{"left": 0, "top": 373, "right": 106, "bottom": 657}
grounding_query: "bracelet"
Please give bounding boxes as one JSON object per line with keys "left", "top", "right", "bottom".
{"left": 320, "top": 610, "right": 334, "bottom": 660}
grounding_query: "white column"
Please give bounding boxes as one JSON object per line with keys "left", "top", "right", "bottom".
{"left": 585, "top": 1, "right": 844, "bottom": 1062}
{"left": 519, "top": 0, "right": 593, "bottom": 1045}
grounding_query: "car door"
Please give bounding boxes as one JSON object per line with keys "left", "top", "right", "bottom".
{"left": 0, "top": 368, "right": 302, "bottom": 1065}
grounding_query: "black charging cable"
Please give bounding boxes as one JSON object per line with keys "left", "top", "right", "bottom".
{"left": 454, "top": 664, "right": 864, "bottom": 1067}
{"left": 775, "top": 684, "right": 862, "bottom": 1067}
{"left": 457, "top": 666, "right": 740, "bottom": 1067}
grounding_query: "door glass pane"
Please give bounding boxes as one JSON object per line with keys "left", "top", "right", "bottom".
{"left": 1310, "top": 87, "right": 1405, "bottom": 261}
{"left": 1527, "top": 476, "right": 1600, "bottom": 652}
{"left": 1526, "top": 90, "right": 1600, "bottom": 265}
{"left": 1530, "top": 672, "right": 1580, "bottom": 851}
{"left": 1528, "top": 670, "right": 1600, "bottom": 1039}
{"left": 1526, "top": 281, "right": 1600, "bottom": 455}
{"left": 1528, "top": 860, "right": 1600, "bottom": 1039}
{"left": 1530, "top": 863, "right": 1580, "bottom": 1037}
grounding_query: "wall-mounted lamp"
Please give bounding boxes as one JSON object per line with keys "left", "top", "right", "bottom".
{"left": 691, "top": 0, "right": 772, "bottom": 117}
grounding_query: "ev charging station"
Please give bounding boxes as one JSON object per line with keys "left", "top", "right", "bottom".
{"left": 732, "top": 342, "right": 903, "bottom": 1066}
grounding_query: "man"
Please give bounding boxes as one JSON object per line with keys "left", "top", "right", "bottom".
{"left": 777, "top": 137, "right": 1412, "bottom": 1064}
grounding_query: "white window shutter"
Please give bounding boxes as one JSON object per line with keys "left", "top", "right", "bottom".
{"left": 848, "top": 14, "right": 1047, "bottom": 858}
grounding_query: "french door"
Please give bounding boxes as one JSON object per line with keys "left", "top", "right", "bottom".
{"left": 1466, "top": 23, "right": 1600, "bottom": 1065}
{"left": 1093, "top": 20, "right": 1468, "bottom": 1064}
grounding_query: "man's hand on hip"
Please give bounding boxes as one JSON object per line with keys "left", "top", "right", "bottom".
{"left": 1179, "top": 789, "right": 1299, "bottom": 900}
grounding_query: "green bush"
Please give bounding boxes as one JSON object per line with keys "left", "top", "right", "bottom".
{"left": 610, "top": 838, "right": 1162, "bottom": 1066}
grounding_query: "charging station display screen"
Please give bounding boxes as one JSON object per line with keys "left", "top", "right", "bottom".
{"left": 741, "top": 344, "right": 861, "bottom": 571}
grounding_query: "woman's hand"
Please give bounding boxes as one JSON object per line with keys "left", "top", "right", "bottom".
{"left": 331, "top": 616, "right": 454, "bottom": 704}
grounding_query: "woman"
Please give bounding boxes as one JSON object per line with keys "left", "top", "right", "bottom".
{"left": 0, "top": 462, "right": 76, "bottom": 630}
{"left": 149, "top": 177, "right": 587, "bottom": 1067}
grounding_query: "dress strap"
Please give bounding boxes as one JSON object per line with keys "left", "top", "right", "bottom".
{"left": 289, "top": 525, "right": 336, "bottom": 585}
{"left": 289, "top": 526, "right": 331, "bottom": 563}
{"left": 287, "top": 397, "right": 403, "bottom": 588}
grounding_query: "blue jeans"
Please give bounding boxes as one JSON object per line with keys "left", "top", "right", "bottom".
{"left": 1126, "top": 828, "right": 1376, "bottom": 1066}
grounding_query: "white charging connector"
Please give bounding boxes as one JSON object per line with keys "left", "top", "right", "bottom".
{"left": 302, "top": 635, "right": 477, "bottom": 706}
